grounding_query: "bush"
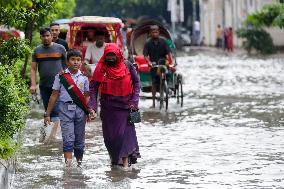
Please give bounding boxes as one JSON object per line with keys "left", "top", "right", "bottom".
{"left": 0, "top": 65, "right": 29, "bottom": 159}
{"left": 0, "top": 38, "right": 30, "bottom": 159}
{"left": 236, "top": 27, "right": 275, "bottom": 54}
{"left": 0, "top": 38, "right": 30, "bottom": 66}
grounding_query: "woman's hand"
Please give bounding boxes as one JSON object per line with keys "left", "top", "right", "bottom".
{"left": 88, "top": 109, "right": 97, "bottom": 120}
{"left": 129, "top": 104, "right": 138, "bottom": 111}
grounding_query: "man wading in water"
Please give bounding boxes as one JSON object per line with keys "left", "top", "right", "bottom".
{"left": 30, "top": 27, "right": 66, "bottom": 141}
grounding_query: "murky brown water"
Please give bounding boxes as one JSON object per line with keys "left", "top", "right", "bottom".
{"left": 12, "top": 52, "right": 284, "bottom": 188}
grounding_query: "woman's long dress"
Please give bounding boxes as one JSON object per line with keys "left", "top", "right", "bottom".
{"left": 89, "top": 63, "right": 141, "bottom": 165}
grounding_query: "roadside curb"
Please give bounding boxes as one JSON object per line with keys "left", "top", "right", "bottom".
{"left": 0, "top": 159, "right": 15, "bottom": 189}
{"left": 177, "top": 46, "right": 284, "bottom": 59}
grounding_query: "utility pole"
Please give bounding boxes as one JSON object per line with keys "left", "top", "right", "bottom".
{"left": 222, "top": 0, "right": 225, "bottom": 28}
{"left": 168, "top": 0, "right": 184, "bottom": 38}
{"left": 192, "top": 0, "right": 196, "bottom": 28}
{"left": 192, "top": 0, "right": 196, "bottom": 45}
{"left": 168, "top": 0, "right": 177, "bottom": 38}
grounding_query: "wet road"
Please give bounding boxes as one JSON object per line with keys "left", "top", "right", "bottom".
{"left": 12, "top": 51, "right": 284, "bottom": 188}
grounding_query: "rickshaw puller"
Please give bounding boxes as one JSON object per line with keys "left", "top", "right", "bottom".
{"left": 143, "top": 25, "right": 173, "bottom": 108}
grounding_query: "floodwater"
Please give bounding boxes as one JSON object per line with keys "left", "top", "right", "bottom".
{"left": 12, "top": 50, "right": 284, "bottom": 189}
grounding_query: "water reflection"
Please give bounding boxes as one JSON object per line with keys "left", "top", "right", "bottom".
{"left": 105, "top": 167, "right": 140, "bottom": 182}
{"left": 62, "top": 169, "right": 89, "bottom": 189}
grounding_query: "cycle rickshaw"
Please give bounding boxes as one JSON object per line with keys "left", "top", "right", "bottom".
{"left": 129, "top": 20, "right": 183, "bottom": 110}
{"left": 67, "top": 16, "right": 123, "bottom": 75}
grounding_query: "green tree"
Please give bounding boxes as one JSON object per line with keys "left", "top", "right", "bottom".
{"left": 0, "top": 39, "right": 31, "bottom": 159}
{"left": 0, "top": 0, "right": 75, "bottom": 159}
{"left": 246, "top": 3, "right": 284, "bottom": 28}
{"left": 75, "top": 0, "right": 166, "bottom": 20}
{"left": 0, "top": 0, "right": 76, "bottom": 77}
{"left": 237, "top": 3, "right": 284, "bottom": 54}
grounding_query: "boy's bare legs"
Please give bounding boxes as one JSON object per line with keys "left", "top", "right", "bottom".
{"left": 49, "top": 120, "right": 60, "bottom": 141}
{"left": 76, "top": 156, "right": 83, "bottom": 167}
{"left": 64, "top": 152, "right": 72, "bottom": 160}
{"left": 64, "top": 152, "right": 72, "bottom": 167}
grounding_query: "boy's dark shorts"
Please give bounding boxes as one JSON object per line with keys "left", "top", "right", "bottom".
{"left": 39, "top": 86, "right": 59, "bottom": 120}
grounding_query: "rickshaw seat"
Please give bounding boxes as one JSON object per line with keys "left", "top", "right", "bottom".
{"left": 135, "top": 55, "right": 150, "bottom": 73}
{"left": 168, "top": 64, "right": 176, "bottom": 72}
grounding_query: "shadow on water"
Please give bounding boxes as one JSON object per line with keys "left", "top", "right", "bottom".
{"left": 61, "top": 170, "right": 90, "bottom": 189}
{"left": 105, "top": 167, "right": 140, "bottom": 182}
{"left": 142, "top": 111, "right": 180, "bottom": 125}
{"left": 20, "top": 142, "right": 62, "bottom": 157}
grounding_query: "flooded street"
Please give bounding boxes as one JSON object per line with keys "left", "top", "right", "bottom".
{"left": 12, "top": 51, "right": 284, "bottom": 189}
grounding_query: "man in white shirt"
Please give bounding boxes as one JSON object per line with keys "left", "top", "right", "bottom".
{"left": 83, "top": 31, "right": 106, "bottom": 77}
{"left": 194, "top": 20, "right": 200, "bottom": 46}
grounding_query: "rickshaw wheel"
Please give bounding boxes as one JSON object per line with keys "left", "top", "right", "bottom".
{"left": 176, "top": 74, "right": 183, "bottom": 107}
{"left": 159, "top": 74, "right": 169, "bottom": 111}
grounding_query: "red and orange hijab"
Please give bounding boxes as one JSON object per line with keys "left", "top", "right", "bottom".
{"left": 93, "top": 43, "right": 133, "bottom": 96}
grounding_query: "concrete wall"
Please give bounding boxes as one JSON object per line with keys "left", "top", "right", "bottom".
{"left": 267, "top": 28, "right": 284, "bottom": 47}
{"left": 200, "top": 0, "right": 222, "bottom": 46}
{"left": 0, "top": 159, "right": 15, "bottom": 189}
{"left": 199, "top": 0, "right": 284, "bottom": 47}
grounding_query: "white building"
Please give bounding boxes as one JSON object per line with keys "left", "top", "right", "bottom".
{"left": 199, "top": 0, "right": 284, "bottom": 47}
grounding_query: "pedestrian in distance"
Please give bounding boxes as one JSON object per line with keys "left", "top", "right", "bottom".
{"left": 89, "top": 43, "right": 141, "bottom": 170}
{"left": 194, "top": 20, "right": 201, "bottom": 46}
{"left": 30, "top": 27, "right": 67, "bottom": 141}
{"left": 223, "top": 27, "right": 229, "bottom": 51}
{"left": 200, "top": 36, "right": 205, "bottom": 46}
{"left": 50, "top": 22, "right": 69, "bottom": 51}
{"left": 44, "top": 49, "right": 96, "bottom": 168}
{"left": 227, "top": 27, "right": 233, "bottom": 52}
{"left": 121, "top": 19, "right": 129, "bottom": 59}
{"left": 121, "top": 19, "right": 128, "bottom": 49}
{"left": 216, "top": 24, "right": 223, "bottom": 48}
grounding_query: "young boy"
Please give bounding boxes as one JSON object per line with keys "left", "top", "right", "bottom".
{"left": 44, "top": 49, "right": 95, "bottom": 168}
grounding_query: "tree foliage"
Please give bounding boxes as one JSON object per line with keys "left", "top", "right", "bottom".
{"left": 246, "top": 3, "right": 284, "bottom": 28}
{"left": 0, "top": 39, "right": 31, "bottom": 159}
{"left": 237, "top": 2, "right": 284, "bottom": 55}
{"left": 0, "top": 0, "right": 76, "bottom": 31}
{"left": 0, "top": 38, "right": 31, "bottom": 66}
{"left": 0, "top": 0, "right": 75, "bottom": 159}
{"left": 236, "top": 28, "right": 275, "bottom": 54}
{"left": 0, "top": 65, "right": 30, "bottom": 159}
{"left": 0, "top": 0, "right": 76, "bottom": 78}
{"left": 75, "top": 0, "right": 167, "bottom": 20}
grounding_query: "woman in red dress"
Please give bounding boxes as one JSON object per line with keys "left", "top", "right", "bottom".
{"left": 227, "top": 27, "right": 233, "bottom": 52}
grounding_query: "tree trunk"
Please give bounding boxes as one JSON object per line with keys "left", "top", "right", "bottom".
{"left": 21, "top": 20, "right": 33, "bottom": 79}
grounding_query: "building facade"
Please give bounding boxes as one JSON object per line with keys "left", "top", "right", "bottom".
{"left": 199, "top": 0, "right": 284, "bottom": 47}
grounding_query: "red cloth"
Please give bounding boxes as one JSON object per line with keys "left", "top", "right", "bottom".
{"left": 93, "top": 43, "right": 133, "bottom": 96}
{"left": 227, "top": 31, "right": 233, "bottom": 50}
{"left": 60, "top": 72, "right": 89, "bottom": 115}
{"left": 135, "top": 55, "right": 151, "bottom": 73}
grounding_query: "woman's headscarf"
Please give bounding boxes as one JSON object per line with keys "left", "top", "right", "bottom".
{"left": 92, "top": 43, "right": 133, "bottom": 96}
{"left": 93, "top": 43, "right": 127, "bottom": 82}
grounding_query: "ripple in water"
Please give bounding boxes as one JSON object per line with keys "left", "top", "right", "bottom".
{"left": 12, "top": 53, "right": 284, "bottom": 188}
